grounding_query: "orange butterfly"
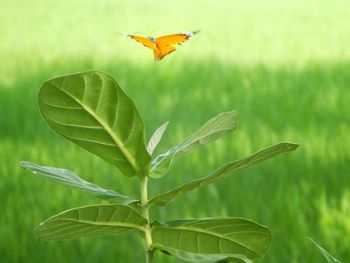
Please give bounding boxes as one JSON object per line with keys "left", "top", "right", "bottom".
{"left": 126, "top": 31, "right": 199, "bottom": 61}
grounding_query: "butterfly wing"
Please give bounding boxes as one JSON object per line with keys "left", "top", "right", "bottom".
{"left": 127, "top": 35, "right": 155, "bottom": 50}
{"left": 126, "top": 31, "right": 199, "bottom": 61}
{"left": 154, "top": 45, "right": 176, "bottom": 61}
{"left": 154, "top": 31, "right": 199, "bottom": 60}
{"left": 156, "top": 31, "right": 199, "bottom": 46}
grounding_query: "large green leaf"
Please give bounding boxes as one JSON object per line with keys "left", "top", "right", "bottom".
{"left": 150, "top": 110, "right": 239, "bottom": 178}
{"left": 20, "top": 161, "right": 135, "bottom": 204}
{"left": 152, "top": 218, "right": 271, "bottom": 263}
{"left": 38, "top": 70, "right": 151, "bottom": 178}
{"left": 309, "top": 238, "right": 342, "bottom": 263}
{"left": 36, "top": 204, "right": 147, "bottom": 241}
{"left": 147, "top": 121, "right": 169, "bottom": 155}
{"left": 149, "top": 142, "right": 298, "bottom": 206}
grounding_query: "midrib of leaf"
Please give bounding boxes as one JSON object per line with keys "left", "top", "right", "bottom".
{"left": 47, "top": 218, "right": 145, "bottom": 231}
{"left": 51, "top": 80, "right": 139, "bottom": 176}
{"left": 156, "top": 226, "right": 261, "bottom": 257}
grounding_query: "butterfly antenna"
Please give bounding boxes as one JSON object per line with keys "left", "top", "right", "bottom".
{"left": 133, "top": 31, "right": 147, "bottom": 37}
{"left": 192, "top": 30, "right": 200, "bottom": 35}
{"left": 115, "top": 32, "right": 130, "bottom": 38}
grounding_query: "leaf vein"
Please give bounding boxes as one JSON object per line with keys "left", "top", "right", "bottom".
{"left": 49, "top": 81, "right": 140, "bottom": 176}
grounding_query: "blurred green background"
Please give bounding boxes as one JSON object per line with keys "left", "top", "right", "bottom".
{"left": 1, "top": 0, "right": 349, "bottom": 262}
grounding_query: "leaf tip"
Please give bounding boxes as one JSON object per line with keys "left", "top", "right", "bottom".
{"left": 277, "top": 142, "right": 299, "bottom": 151}
{"left": 19, "top": 160, "right": 30, "bottom": 170}
{"left": 286, "top": 142, "right": 299, "bottom": 151}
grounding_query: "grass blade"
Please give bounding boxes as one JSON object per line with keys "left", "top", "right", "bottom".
{"left": 309, "top": 238, "right": 342, "bottom": 263}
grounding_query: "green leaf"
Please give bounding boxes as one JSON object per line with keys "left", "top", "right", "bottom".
{"left": 147, "top": 121, "right": 169, "bottom": 154}
{"left": 159, "top": 248, "right": 252, "bottom": 263}
{"left": 38, "top": 70, "right": 151, "bottom": 178}
{"left": 309, "top": 238, "right": 342, "bottom": 263}
{"left": 36, "top": 204, "right": 147, "bottom": 241}
{"left": 149, "top": 142, "right": 298, "bottom": 206}
{"left": 152, "top": 218, "right": 271, "bottom": 263}
{"left": 150, "top": 110, "right": 239, "bottom": 178}
{"left": 20, "top": 161, "right": 135, "bottom": 204}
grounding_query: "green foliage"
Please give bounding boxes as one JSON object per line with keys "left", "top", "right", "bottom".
{"left": 22, "top": 70, "right": 298, "bottom": 262}
{"left": 147, "top": 122, "right": 169, "bottom": 155}
{"left": 2, "top": 1, "right": 349, "bottom": 262}
{"left": 309, "top": 238, "right": 342, "bottom": 263}
{"left": 150, "top": 111, "right": 239, "bottom": 178}
{"left": 36, "top": 204, "right": 147, "bottom": 241}
{"left": 20, "top": 161, "right": 135, "bottom": 204}
{"left": 152, "top": 218, "right": 271, "bottom": 263}
{"left": 149, "top": 142, "right": 298, "bottom": 206}
{"left": 38, "top": 70, "right": 151, "bottom": 178}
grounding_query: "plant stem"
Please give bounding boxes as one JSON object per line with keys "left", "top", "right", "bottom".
{"left": 141, "top": 176, "right": 153, "bottom": 263}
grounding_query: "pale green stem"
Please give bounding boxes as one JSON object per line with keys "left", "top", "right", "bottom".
{"left": 141, "top": 176, "right": 154, "bottom": 263}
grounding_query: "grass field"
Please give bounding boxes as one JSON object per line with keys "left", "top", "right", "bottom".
{"left": 1, "top": 0, "right": 350, "bottom": 262}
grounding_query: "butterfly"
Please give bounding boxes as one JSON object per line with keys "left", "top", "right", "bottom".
{"left": 126, "top": 31, "right": 199, "bottom": 61}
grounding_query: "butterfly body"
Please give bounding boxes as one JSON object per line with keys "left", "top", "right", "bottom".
{"left": 127, "top": 31, "right": 199, "bottom": 61}
{"left": 147, "top": 36, "right": 156, "bottom": 43}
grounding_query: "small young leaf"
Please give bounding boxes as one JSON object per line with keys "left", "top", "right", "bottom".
{"left": 38, "top": 70, "right": 151, "bottom": 178}
{"left": 36, "top": 204, "right": 147, "bottom": 241}
{"left": 20, "top": 161, "right": 135, "bottom": 204}
{"left": 147, "top": 121, "right": 169, "bottom": 154}
{"left": 152, "top": 218, "right": 271, "bottom": 263}
{"left": 149, "top": 142, "right": 298, "bottom": 206}
{"left": 309, "top": 238, "right": 342, "bottom": 263}
{"left": 150, "top": 110, "right": 239, "bottom": 178}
